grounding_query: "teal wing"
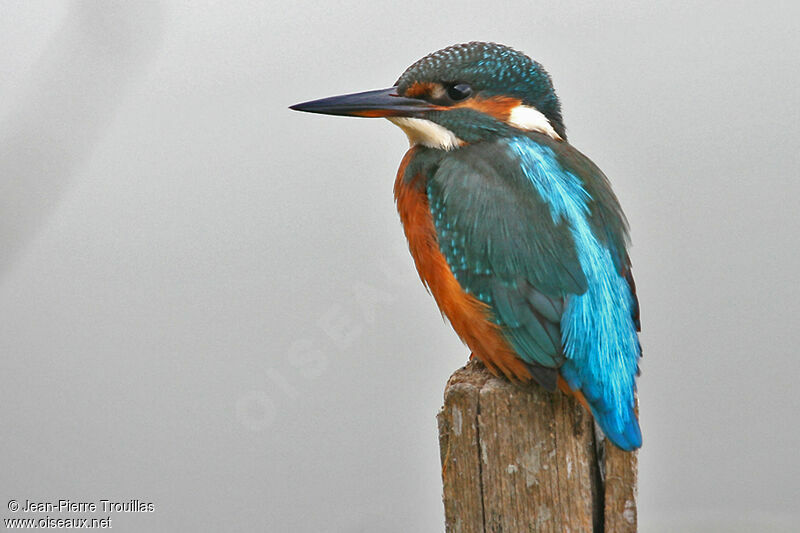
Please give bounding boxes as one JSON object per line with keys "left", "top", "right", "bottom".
{"left": 426, "top": 135, "right": 636, "bottom": 387}
{"left": 426, "top": 139, "right": 589, "bottom": 386}
{"left": 423, "top": 134, "right": 641, "bottom": 449}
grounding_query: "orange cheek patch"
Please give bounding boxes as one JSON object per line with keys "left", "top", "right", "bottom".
{"left": 404, "top": 82, "right": 437, "bottom": 98}
{"left": 454, "top": 95, "right": 521, "bottom": 122}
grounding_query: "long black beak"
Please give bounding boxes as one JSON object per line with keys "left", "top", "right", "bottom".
{"left": 290, "top": 87, "right": 435, "bottom": 118}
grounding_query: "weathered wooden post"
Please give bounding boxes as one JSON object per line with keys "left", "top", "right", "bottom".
{"left": 438, "top": 360, "right": 637, "bottom": 532}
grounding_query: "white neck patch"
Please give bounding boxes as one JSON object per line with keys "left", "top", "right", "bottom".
{"left": 387, "top": 117, "right": 462, "bottom": 151}
{"left": 508, "top": 104, "right": 563, "bottom": 141}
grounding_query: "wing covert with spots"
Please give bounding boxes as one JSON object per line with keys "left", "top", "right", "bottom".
{"left": 426, "top": 140, "right": 587, "bottom": 370}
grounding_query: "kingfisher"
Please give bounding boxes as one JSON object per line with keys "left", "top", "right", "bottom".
{"left": 291, "top": 42, "right": 642, "bottom": 451}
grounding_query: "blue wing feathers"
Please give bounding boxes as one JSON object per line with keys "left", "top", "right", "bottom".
{"left": 421, "top": 135, "right": 642, "bottom": 450}
{"left": 508, "top": 136, "right": 642, "bottom": 449}
{"left": 492, "top": 281, "right": 559, "bottom": 364}
{"left": 527, "top": 289, "right": 562, "bottom": 323}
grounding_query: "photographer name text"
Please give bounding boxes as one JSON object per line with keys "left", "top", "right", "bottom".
{"left": 10, "top": 499, "right": 154, "bottom": 513}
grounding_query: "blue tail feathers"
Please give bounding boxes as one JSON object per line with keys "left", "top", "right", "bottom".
{"left": 591, "top": 401, "right": 641, "bottom": 451}
{"left": 507, "top": 136, "right": 642, "bottom": 451}
{"left": 560, "top": 363, "right": 642, "bottom": 450}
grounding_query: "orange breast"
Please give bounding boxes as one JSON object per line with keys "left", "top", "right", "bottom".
{"left": 394, "top": 148, "right": 532, "bottom": 382}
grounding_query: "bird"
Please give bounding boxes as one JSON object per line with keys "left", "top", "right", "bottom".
{"left": 290, "top": 42, "right": 642, "bottom": 451}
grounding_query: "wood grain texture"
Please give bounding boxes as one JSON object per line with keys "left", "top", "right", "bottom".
{"left": 603, "top": 423, "right": 638, "bottom": 532}
{"left": 437, "top": 360, "right": 638, "bottom": 532}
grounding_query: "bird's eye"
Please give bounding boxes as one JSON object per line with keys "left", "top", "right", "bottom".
{"left": 446, "top": 83, "right": 472, "bottom": 101}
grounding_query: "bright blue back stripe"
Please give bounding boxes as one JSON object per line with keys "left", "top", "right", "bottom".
{"left": 507, "top": 137, "right": 639, "bottom": 434}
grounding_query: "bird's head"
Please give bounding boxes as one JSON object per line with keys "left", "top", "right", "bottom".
{"left": 291, "top": 42, "right": 566, "bottom": 150}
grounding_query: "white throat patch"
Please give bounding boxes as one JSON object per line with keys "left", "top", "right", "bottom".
{"left": 508, "top": 104, "right": 563, "bottom": 141}
{"left": 387, "top": 117, "right": 462, "bottom": 151}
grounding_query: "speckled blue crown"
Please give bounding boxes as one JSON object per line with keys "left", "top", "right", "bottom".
{"left": 395, "top": 42, "right": 564, "bottom": 135}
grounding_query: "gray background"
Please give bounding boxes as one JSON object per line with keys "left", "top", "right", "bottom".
{"left": 1, "top": 1, "right": 798, "bottom": 531}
